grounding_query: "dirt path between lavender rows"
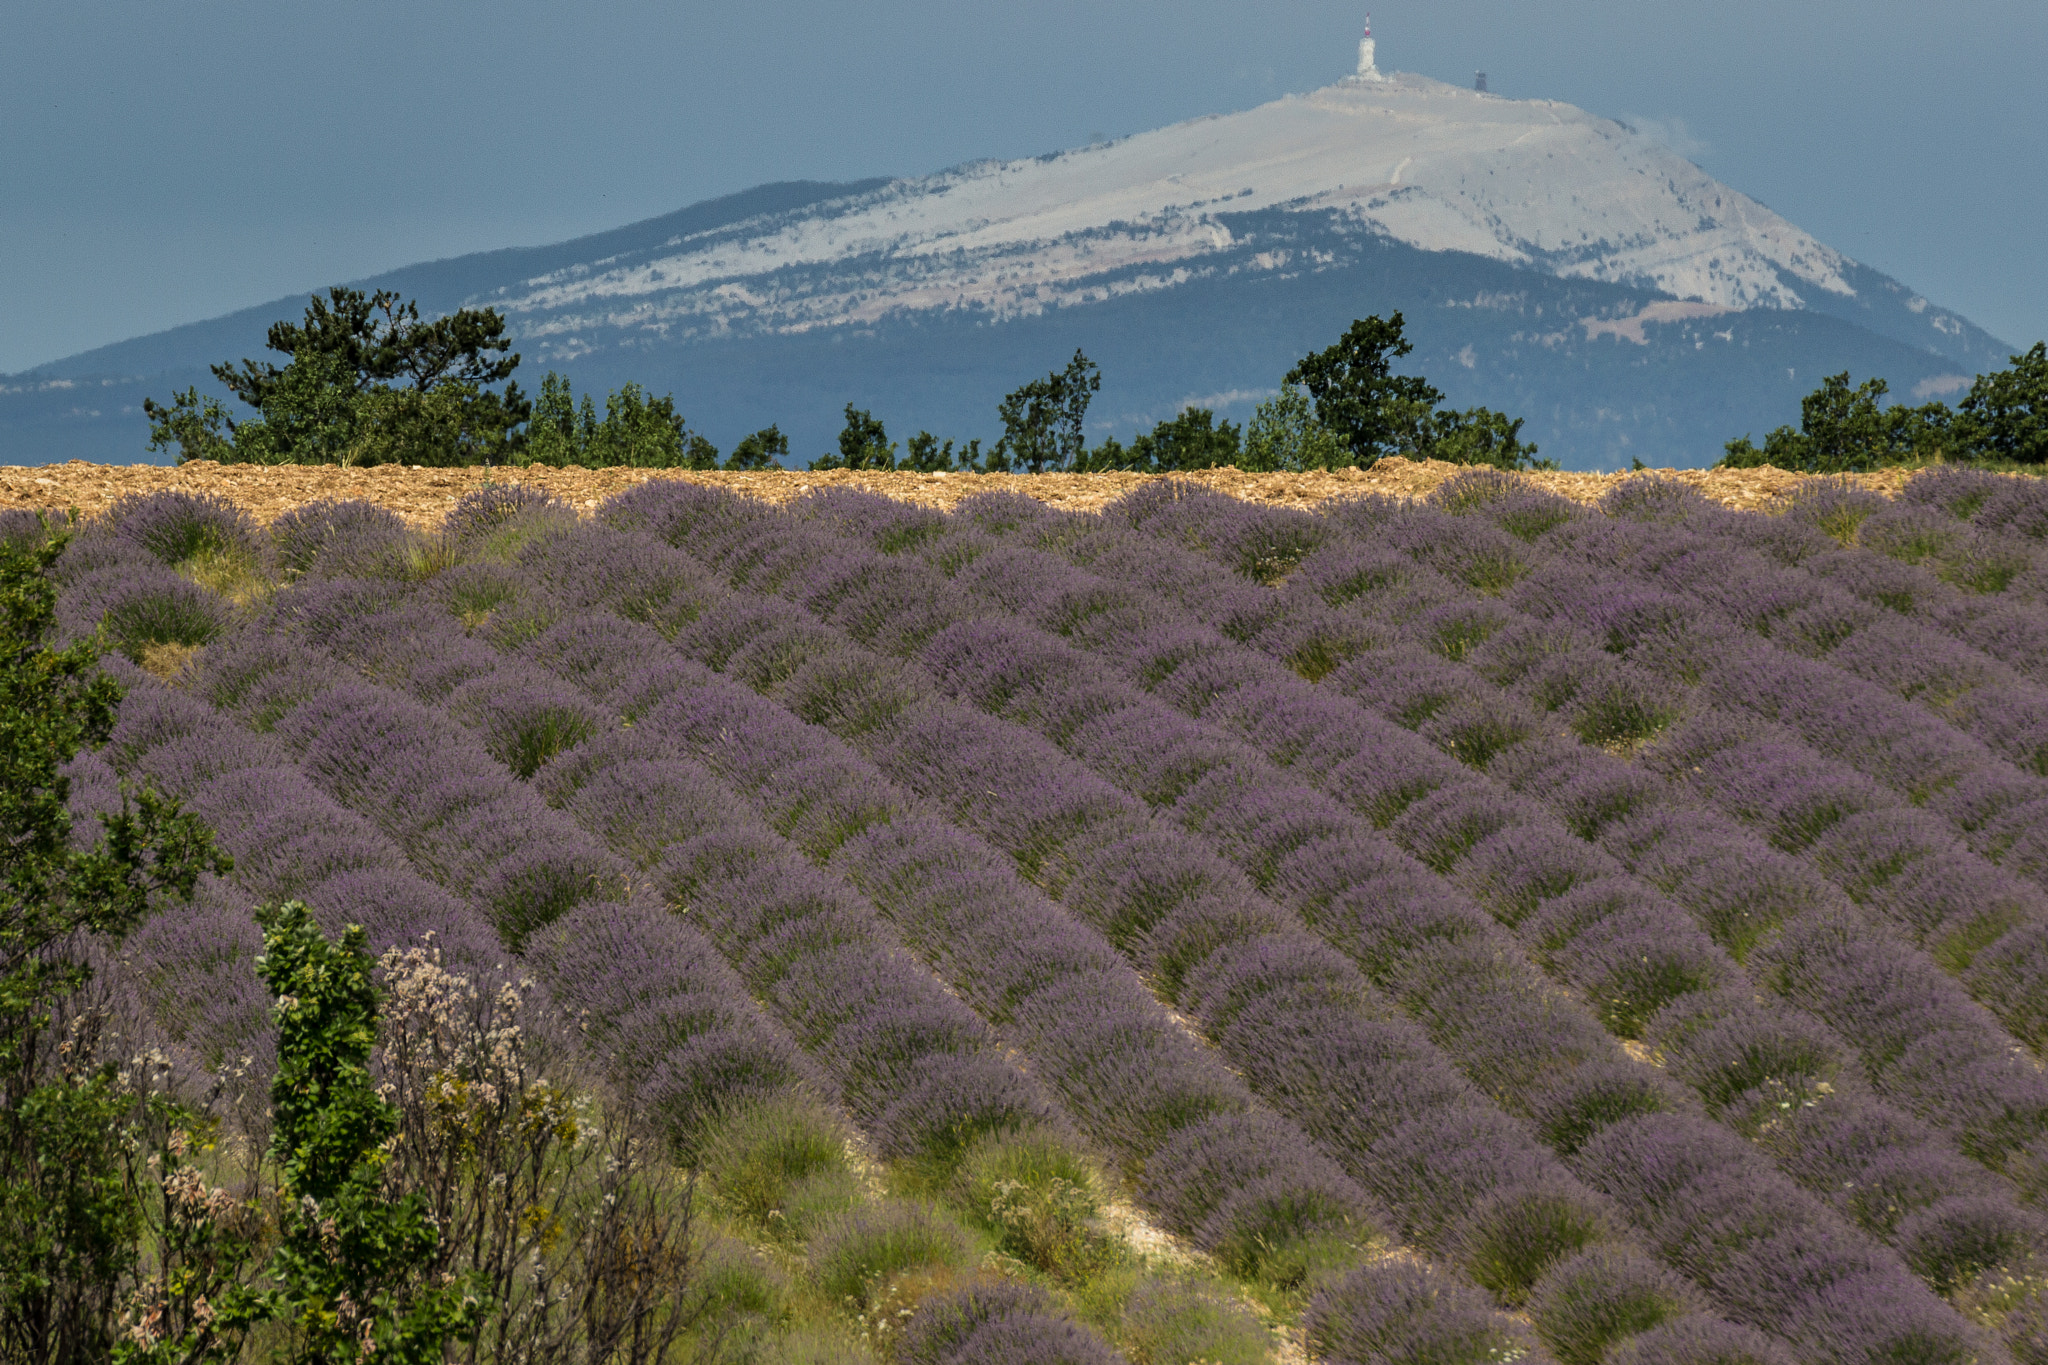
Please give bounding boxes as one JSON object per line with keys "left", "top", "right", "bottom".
{"left": 0, "top": 457, "right": 1938, "bottom": 528}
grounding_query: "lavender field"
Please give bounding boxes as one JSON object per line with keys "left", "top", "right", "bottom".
{"left": 24, "top": 464, "right": 2048, "bottom": 1365}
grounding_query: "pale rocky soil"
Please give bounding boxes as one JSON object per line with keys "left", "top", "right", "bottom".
{"left": 1, "top": 457, "right": 1933, "bottom": 527}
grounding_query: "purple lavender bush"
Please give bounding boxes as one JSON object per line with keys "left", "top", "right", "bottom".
{"left": 270, "top": 497, "right": 415, "bottom": 577}
{"left": 100, "top": 488, "right": 265, "bottom": 570}
{"left": 1528, "top": 1245, "right": 1703, "bottom": 1365}
{"left": 1305, "top": 1260, "right": 1546, "bottom": 1365}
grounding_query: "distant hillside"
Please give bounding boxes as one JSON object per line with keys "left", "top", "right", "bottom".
{"left": 2, "top": 76, "right": 2012, "bottom": 470}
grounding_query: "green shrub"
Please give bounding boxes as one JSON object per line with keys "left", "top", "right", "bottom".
{"left": 955, "top": 1130, "right": 1118, "bottom": 1281}
{"left": 895, "top": 1280, "right": 1056, "bottom": 1365}
{"left": 807, "top": 1201, "right": 974, "bottom": 1308}
{"left": 1117, "top": 1274, "right": 1272, "bottom": 1365}
{"left": 699, "top": 1097, "right": 859, "bottom": 1234}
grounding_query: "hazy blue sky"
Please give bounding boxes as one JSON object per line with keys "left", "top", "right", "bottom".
{"left": 4, "top": 0, "right": 2042, "bottom": 375}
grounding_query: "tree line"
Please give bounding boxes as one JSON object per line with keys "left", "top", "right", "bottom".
{"left": 145, "top": 285, "right": 2047, "bottom": 475}
{"left": 814, "top": 318, "right": 1548, "bottom": 475}
{"left": 144, "top": 290, "right": 1549, "bottom": 474}
{"left": 1717, "top": 345, "right": 2048, "bottom": 473}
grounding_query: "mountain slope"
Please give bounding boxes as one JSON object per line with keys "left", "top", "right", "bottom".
{"left": 3, "top": 75, "right": 2012, "bottom": 469}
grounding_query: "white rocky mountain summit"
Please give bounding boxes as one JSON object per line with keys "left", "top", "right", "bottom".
{"left": 501, "top": 70, "right": 1860, "bottom": 355}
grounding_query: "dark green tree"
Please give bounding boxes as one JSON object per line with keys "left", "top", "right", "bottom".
{"left": 1719, "top": 425, "right": 1810, "bottom": 472}
{"left": 1138, "top": 407, "right": 1243, "bottom": 471}
{"left": 144, "top": 288, "right": 531, "bottom": 467}
{"left": 724, "top": 425, "right": 789, "bottom": 470}
{"left": 1800, "top": 372, "right": 1914, "bottom": 469}
{"left": 524, "top": 372, "right": 586, "bottom": 466}
{"left": 1077, "top": 408, "right": 1244, "bottom": 472}
{"left": 523, "top": 374, "right": 717, "bottom": 469}
{"left": 812, "top": 405, "right": 897, "bottom": 470}
{"left": 0, "top": 523, "right": 229, "bottom": 1365}
{"left": 1074, "top": 435, "right": 1133, "bottom": 472}
{"left": 902, "top": 432, "right": 964, "bottom": 472}
{"left": 1242, "top": 383, "right": 1350, "bottom": 472}
{"left": 1426, "top": 407, "right": 1552, "bottom": 471}
{"left": 587, "top": 384, "right": 707, "bottom": 468}
{"left": 1721, "top": 371, "right": 1948, "bottom": 473}
{"left": 685, "top": 433, "right": 722, "bottom": 470}
{"left": 1285, "top": 314, "right": 1444, "bottom": 466}
{"left": 996, "top": 350, "right": 1101, "bottom": 473}
{"left": 216, "top": 288, "right": 520, "bottom": 409}
{"left": 1958, "top": 341, "right": 2048, "bottom": 465}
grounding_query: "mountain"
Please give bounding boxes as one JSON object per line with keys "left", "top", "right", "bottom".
{"left": 1, "top": 72, "right": 2015, "bottom": 470}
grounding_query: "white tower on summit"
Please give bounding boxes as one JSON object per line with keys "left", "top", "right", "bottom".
{"left": 1356, "top": 14, "right": 1381, "bottom": 79}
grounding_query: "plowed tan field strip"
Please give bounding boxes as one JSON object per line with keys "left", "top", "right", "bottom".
{"left": 0, "top": 456, "right": 1933, "bottom": 525}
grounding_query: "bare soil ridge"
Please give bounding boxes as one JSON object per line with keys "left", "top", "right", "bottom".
{"left": 0, "top": 457, "right": 1934, "bottom": 525}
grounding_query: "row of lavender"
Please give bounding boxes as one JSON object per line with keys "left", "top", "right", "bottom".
{"left": 26, "top": 496, "right": 1557, "bottom": 1365}
{"left": 587, "top": 481, "right": 2016, "bottom": 1364}
{"left": 1075, "top": 474, "right": 2048, "bottom": 1059}
{"left": 974, "top": 478, "right": 2048, "bottom": 1359}
{"left": 777, "top": 481, "right": 2047, "bottom": 1263}
{"left": 34, "top": 504, "right": 1142, "bottom": 1364}
{"left": 952, "top": 480, "right": 2048, "bottom": 1173}
{"left": 30, "top": 479, "right": 2043, "bottom": 1363}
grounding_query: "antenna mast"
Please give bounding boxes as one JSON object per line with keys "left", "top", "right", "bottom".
{"left": 1357, "top": 14, "right": 1380, "bottom": 79}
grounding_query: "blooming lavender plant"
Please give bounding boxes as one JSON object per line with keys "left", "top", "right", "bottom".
{"left": 897, "top": 1279, "right": 1123, "bottom": 1365}
{"left": 1305, "top": 1260, "right": 1543, "bottom": 1365}
{"left": 63, "top": 468, "right": 2048, "bottom": 1359}
{"left": 1089, "top": 480, "right": 2048, "bottom": 1088}
{"left": 58, "top": 559, "right": 233, "bottom": 662}
{"left": 269, "top": 497, "right": 415, "bottom": 578}
{"left": 99, "top": 489, "right": 266, "bottom": 571}
{"left": 912, "top": 481, "right": 2044, "bottom": 1339}
{"left": 611, "top": 492, "right": 1882, "bottom": 1349}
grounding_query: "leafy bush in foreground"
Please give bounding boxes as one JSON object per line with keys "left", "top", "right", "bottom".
{"left": 0, "top": 520, "right": 227, "bottom": 1365}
